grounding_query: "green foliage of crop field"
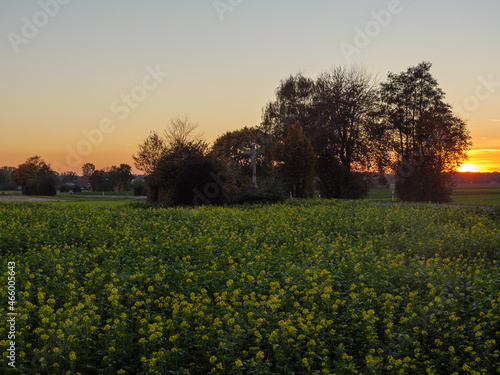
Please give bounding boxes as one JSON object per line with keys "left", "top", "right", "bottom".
{"left": 1, "top": 200, "right": 499, "bottom": 374}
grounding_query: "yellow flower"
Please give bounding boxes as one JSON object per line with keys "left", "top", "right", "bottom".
{"left": 69, "top": 351, "right": 76, "bottom": 361}
{"left": 235, "top": 359, "right": 243, "bottom": 367}
{"left": 210, "top": 356, "right": 217, "bottom": 363}
{"left": 256, "top": 351, "right": 265, "bottom": 359}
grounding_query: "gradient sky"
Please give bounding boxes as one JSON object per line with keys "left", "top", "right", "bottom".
{"left": 1, "top": 0, "right": 499, "bottom": 174}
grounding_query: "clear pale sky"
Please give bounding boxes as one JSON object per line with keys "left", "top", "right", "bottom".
{"left": 1, "top": 0, "right": 499, "bottom": 174}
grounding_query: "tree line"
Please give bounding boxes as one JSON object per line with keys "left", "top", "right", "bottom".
{"left": 134, "top": 62, "right": 470, "bottom": 205}
{"left": 3, "top": 62, "right": 471, "bottom": 203}
{"left": 2, "top": 157, "right": 143, "bottom": 196}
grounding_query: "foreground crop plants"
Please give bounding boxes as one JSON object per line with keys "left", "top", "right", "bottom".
{"left": 0, "top": 200, "right": 499, "bottom": 374}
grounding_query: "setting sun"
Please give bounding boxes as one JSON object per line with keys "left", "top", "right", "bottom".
{"left": 458, "top": 163, "right": 480, "bottom": 173}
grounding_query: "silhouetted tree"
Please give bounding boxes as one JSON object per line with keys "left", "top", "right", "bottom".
{"left": 163, "top": 115, "right": 206, "bottom": 151}
{"left": 312, "top": 66, "right": 383, "bottom": 198}
{"left": 132, "top": 131, "right": 166, "bottom": 175}
{"left": 272, "top": 123, "right": 315, "bottom": 198}
{"left": 148, "top": 141, "right": 208, "bottom": 203}
{"left": 133, "top": 178, "right": 147, "bottom": 196}
{"left": 116, "top": 164, "right": 134, "bottom": 191}
{"left": 0, "top": 167, "right": 17, "bottom": 190}
{"left": 59, "top": 184, "right": 71, "bottom": 193}
{"left": 262, "top": 66, "right": 386, "bottom": 199}
{"left": 380, "top": 62, "right": 471, "bottom": 202}
{"left": 14, "top": 156, "right": 56, "bottom": 196}
{"left": 58, "top": 171, "right": 77, "bottom": 185}
{"left": 82, "top": 163, "right": 95, "bottom": 178}
{"left": 89, "top": 170, "right": 113, "bottom": 192}
{"left": 211, "top": 126, "right": 273, "bottom": 189}
{"left": 138, "top": 116, "right": 209, "bottom": 202}
{"left": 262, "top": 73, "right": 315, "bottom": 139}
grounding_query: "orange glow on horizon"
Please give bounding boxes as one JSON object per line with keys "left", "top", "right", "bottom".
{"left": 458, "top": 163, "right": 481, "bottom": 173}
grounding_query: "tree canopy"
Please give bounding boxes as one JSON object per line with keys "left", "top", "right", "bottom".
{"left": 14, "top": 156, "right": 56, "bottom": 196}
{"left": 262, "top": 62, "right": 470, "bottom": 202}
{"left": 380, "top": 62, "right": 471, "bottom": 202}
{"left": 262, "top": 65, "right": 383, "bottom": 198}
{"left": 272, "top": 122, "right": 315, "bottom": 198}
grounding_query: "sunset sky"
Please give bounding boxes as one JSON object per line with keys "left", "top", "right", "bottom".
{"left": 1, "top": 0, "right": 499, "bottom": 174}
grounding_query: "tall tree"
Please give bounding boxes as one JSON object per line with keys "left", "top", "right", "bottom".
{"left": 14, "top": 156, "right": 51, "bottom": 186}
{"left": 0, "top": 167, "right": 17, "bottom": 190}
{"left": 148, "top": 142, "right": 207, "bottom": 204}
{"left": 313, "top": 66, "right": 383, "bottom": 198}
{"left": 59, "top": 171, "right": 78, "bottom": 184}
{"left": 272, "top": 122, "right": 315, "bottom": 198}
{"left": 132, "top": 131, "right": 167, "bottom": 175}
{"left": 145, "top": 116, "right": 209, "bottom": 203}
{"left": 115, "top": 164, "right": 134, "bottom": 191}
{"left": 14, "top": 156, "right": 56, "bottom": 196}
{"left": 82, "top": 163, "right": 95, "bottom": 178}
{"left": 133, "top": 116, "right": 206, "bottom": 177}
{"left": 164, "top": 115, "right": 206, "bottom": 151}
{"left": 261, "top": 73, "right": 315, "bottom": 139}
{"left": 211, "top": 126, "right": 272, "bottom": 188}
{"left": 380, "top": 62, "right": 471, "bottom": 202}
{"left": 262, "top": 65, "right": 384, "bottom": 198}
{"left": 89, "top": 169, "right": 113, "bottom": 192}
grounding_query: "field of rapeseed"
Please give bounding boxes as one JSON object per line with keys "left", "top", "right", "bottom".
{"left": 1, "top": 200, "right": 499, "bottom": 374}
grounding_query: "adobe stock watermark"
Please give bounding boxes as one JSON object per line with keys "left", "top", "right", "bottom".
{"left": 340, "top": 0, "right": 412, "bottom": 62}
{"left": 51, "top": 65, "right": 169, "bottom": 172}
{"left": 454, "top": 74, "right": 500, "bottom": 118}
{"left": 213, "top": 0, "right": 243, "bottom": 21}
{"left": 7, "top": 0, "right": 72, "bottom": 54}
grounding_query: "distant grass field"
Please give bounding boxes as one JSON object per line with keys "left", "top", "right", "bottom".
{"left": 365, "top": 188, "right": 394, "bottom": 202}
{"left": 367, "top": 187, "right": 500, "bottom": 206}
{"left": 2, "top": 187, "right": 499, "bottom": 206}
{"left": 57, "top": 192, "right": 139, "bottom": 204}
{"left": 72, "top": 191, "right": 132, "bottom": 196}
{"left": 0, "top": 191, "right": 141, "bottom": 205}
{"left": 450, "top": 187, "right": 500, "bottom": 206}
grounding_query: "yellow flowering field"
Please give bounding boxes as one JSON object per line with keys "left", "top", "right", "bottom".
{"left": 1, "top": 200, "right": 499, "bottom": 374}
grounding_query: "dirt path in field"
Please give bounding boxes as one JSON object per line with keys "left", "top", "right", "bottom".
{"left": 0, "top": 195, "right": 65, "bottom": 203}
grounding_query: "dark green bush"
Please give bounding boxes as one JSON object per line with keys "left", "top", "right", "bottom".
{"left": 172, "top": 159, "right": 226, "bottom": 206}
{"left": 226, "top": 180, "right": 287, "bottom": 205}
{"left": 133, "top": 179, "right": 147, "bottom": 196}
{"left": 23, "top": 174, "right": 56, "bottom": 196}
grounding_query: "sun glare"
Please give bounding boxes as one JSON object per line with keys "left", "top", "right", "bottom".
{"left": 458, "top": 163, "right": 480, "bottom": 173}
